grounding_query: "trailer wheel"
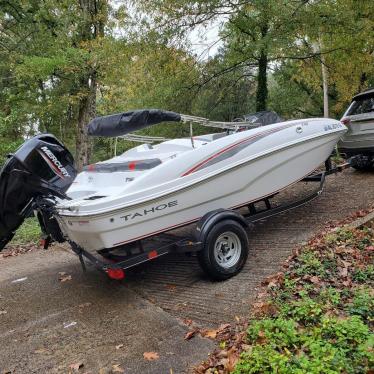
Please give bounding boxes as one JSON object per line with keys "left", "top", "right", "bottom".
{"left": 198, "top": 219, "right": 249, "bottom": 281}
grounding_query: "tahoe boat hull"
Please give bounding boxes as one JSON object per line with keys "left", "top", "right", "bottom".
{"left": 57, "top": 120, "right": 346, "bottom": 253}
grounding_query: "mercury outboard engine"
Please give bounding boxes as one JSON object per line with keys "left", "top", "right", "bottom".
{"left": 0, "top": 134, "right": 77, "bottom": 250}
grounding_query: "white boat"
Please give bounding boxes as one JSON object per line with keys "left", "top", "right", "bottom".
{"left": 0, "top": 109, "right": 346, "bottom": 279}
{"left": 53, "top": 112, "right": 345, "bottom": 251}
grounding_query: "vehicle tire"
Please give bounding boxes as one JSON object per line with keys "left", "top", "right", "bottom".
{"left": 197, "top": 219, "right": 249, "bottom": 281}
{"left": 349, "top": 156, "right": 374, "bottom": 171}
{"left": 351, "top": 164, "right": 373, "bottom": 171}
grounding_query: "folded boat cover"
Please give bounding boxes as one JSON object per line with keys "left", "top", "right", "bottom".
{"left": 87, "top": 109, "right": 181, "bottom": 137}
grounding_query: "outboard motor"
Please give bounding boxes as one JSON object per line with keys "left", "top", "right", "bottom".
{"left": 0, "top": 134, "right": 77, "bottom": 250}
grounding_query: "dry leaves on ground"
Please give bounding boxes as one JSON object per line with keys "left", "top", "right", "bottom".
{"left": 184, "top": 329, "right": 198, "bottom": 340}
{"left": 111, "top": 364, "right": 125, "bottom": 373}
{"left": 69, "top": 362, "right": 84, "bottom": 372}
{"left": 143, "top": 352, "right": 159, "bottom": 361}
{"left": 58, "top": 272, "right": 72, "bottom": 282}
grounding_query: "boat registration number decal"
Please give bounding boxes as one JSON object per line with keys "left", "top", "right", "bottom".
{"left": 324, "top": 123, "right": 343, "bottom": 131}
{"left": 120, "top": 200, "right": 178, "bottom": 221}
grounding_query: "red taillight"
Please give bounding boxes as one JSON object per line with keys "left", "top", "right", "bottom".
{"left": 341, "top": 117, "right": 351, "bottom": 125}
{"left": 148, "top": 250, "right": 158, "bottom": 259}
{"left": 106, "top": 268, "right": 125, "bottom": 280}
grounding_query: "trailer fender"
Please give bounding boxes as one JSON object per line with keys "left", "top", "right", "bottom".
{"left": 194, "top": 209, "right": 251, "bottom": 243}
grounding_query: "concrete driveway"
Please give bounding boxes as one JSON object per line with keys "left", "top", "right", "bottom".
{"left": 0, "top": 250, "right": 213, "bottom": 373}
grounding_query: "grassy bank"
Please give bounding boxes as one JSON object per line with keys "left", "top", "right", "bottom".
{"left": 11, "top": 217, "right": 41, "bottom": 245}
{"left": 197, "top": 219, "right": 374, "bottom": 374}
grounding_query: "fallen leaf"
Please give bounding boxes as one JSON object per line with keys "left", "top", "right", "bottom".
{"left": 225, "top": 347, "right": 240, "bottom": 371}
{"left": 59, "top": 272, "right": 72, "bottom": 282}
{"left": 201, "top": 329, "right": 217, "bottom": 339}
{"left": 111, "top": 364, "right": 124, "bottom": 373}
{"left": 165, "top": 284, "right": 176, "bottom": 292}
{"left": 143, "top": 352, "right": 159, "bottom": 361}
{"left": 253, "top": 301, "right": 277, "bottom": 316}
{"left": 69, "top": 362, "right": 84, "bottom": 372}
{"left": 262, "top": 272, "right": 284, "bottom": 287}
{"left": 184, "top": 329, "right": 198, "bottom": 340}
{"left": 115, "top": 344, "right": 124, "bottom": 350}
{"left": 310, "top": 276, "right": 320, "bottom": 284}
{"left": 34, "top": 348, "right": 49, "bottom": 354}
{"left": 78, "top": 302, "right": 92, "bottom": 309}
{"left": 338, "top": 267, "right": 348, "bottom": 277}
{"left": 216, "top": 349, "right": 228, "bottom": 358}
{"left": 217, "top": 323, "right": 230, "bottom": 332}
{"left": 267, "top": 281, "right": 277, "bottom": 288}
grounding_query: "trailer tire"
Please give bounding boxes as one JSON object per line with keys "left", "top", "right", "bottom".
{"left": 198, "top": 219, "right": 249, "bottom": 281}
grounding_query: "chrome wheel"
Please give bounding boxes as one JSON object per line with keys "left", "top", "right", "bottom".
{"left": 213, "top": 231, "right": 242, "bottom": 269}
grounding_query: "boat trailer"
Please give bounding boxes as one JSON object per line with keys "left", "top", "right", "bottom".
{"left": 68, "top": 161, "right": 350, "bottom": 281}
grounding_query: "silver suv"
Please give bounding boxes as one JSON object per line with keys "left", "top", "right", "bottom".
{"left": 338, "top": 88, "right": 374, "bottom": 170}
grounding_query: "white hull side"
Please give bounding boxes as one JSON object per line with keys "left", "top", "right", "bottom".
{"left": 58, "top": 132, "right": 340, "bottom": 252}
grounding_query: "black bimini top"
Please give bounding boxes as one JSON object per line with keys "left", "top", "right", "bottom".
{"left": 87, "top": 109, "right": 181, "bottom": 137}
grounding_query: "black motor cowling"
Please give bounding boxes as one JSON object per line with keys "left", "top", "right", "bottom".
{"left": 0, "top": 134, "right": 77, "bottom": 250}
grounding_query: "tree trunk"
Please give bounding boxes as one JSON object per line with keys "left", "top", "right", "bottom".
{"left": 74, "top": 0, "right": 106, "bottom": 171}
{"left": 75, "top": 74, "right": 96, "bottom": 171}
{"left": 256, "top": 23, "right": 269, "bottom": 112}
{"left": 256, "top": 50, "right": 268, "bottom": 112}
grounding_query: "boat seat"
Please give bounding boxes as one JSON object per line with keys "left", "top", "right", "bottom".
{"left": 83, "top": 158, "right": 162, "bottom": 172}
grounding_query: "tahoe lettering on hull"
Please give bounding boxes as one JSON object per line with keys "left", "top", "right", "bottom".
{"left": 121, "top": 200, "right": 178, "bottom": 221}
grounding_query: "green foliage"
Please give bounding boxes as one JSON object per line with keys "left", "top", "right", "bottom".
{"left": 279, "top": 295, "right": 324, "bottom": 325}
{"left": 352, "top": 266, "right": 374, "bottom": 284}
{"left": 233, "top": 224, "right": 374, "bottom": 374}
{"left": 235, "top": 315, "right": 372, "bottom": 374}
{"left": 11, "top": 218, "right": 41, "bottom": 245}
{"left": 293, "top": 251, "right": 325, "bottom": 278}
{"left": 347, "top": 287, "right": 374, "bottom": 322}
